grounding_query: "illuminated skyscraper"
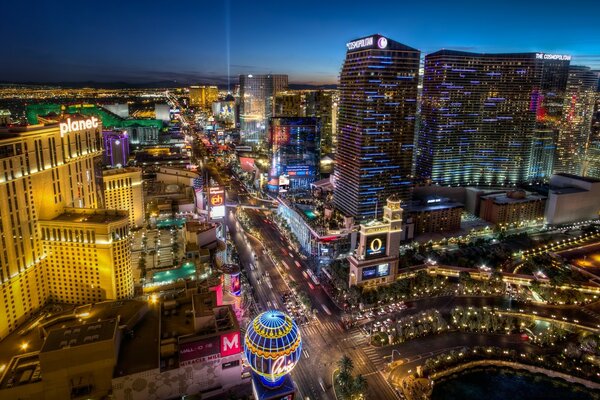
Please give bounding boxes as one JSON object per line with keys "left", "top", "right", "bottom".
{"left": 274, "top": 91, "right": 304, "bottom": 117}
{"left": 334, "top": 34, "right": 420, "bottom": 220}
{"left": 239, "top": 74, "right": 288, "bottom": 146}
{"left": 0, "top": 115, "right": 134, "bottom": 340}
{"left": 268, "top": 117, "right": 320, "bottom": 192}
{"left": 0, "top": 116, "right": 101, "bottom": 338}
{"left": 587, "top": 91, "right": 600, "bottom": 178}
{"left": 40, "top": 208, "right": 133, "bottom": 302}
{"left": 306, "top": 90, "right": 338, "bottom": 155}
{"left": 102, "top": 167, "right": 144, "bottom": 228}
{"left": 556, "top": 66, "right": 598, "bottom": 175}
{"left": 273, "top": 90, "right": 338, "bottom": 155}
{"left": 416, "top": 50, "right": 570, "bottom": 186}
{"left": 189, "top": 85, "right": 219, "bottom": 109}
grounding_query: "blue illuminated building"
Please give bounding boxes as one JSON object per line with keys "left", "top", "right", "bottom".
{"left": 334, "top": 34, "right": 420, "bottom": 221}
{"left": 268, "top": 117, "right": 320, "bottom": 192}
{"left": 416, "top": 50, "right": 570, "bottom": 186}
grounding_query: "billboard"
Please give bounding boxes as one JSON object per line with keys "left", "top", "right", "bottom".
{"left": 209, "top": 186, "right": 225, "bottom": 219}
{"left": 365, "top": 233, "right": 387, "bottom": 259}
{"left": 220, "top": 331, "right": 242, "bottom": 357}
{"left": 231, "top": 272, "right": 241, "bottom": 296}
{"left": 179, "top": 336, "right": 220, "bottom": 365}
{"left": 361, "top": 263, "right": 390, "bottom": 281}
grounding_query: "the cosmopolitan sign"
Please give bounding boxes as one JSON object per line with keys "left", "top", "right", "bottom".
{"left": 535, "top": 53, "right": 571, "bottom": 61}
{"left": 59, "top": 117, "right": 100, "bottom": 135}
{"left": 346, "top": 36, "right": 388, "bottom": 51}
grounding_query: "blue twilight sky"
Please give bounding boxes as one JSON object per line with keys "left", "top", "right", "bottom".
{"left": 1, "top": 0, "right": 599, "bottom": 85}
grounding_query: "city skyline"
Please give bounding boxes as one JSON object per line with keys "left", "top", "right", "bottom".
{"left": 1, "top": 0, "right": 600, "bottom": 85}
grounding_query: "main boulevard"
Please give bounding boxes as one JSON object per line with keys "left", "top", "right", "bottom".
{"left": 221, "top": 176, "right": 600, "bottom": 400}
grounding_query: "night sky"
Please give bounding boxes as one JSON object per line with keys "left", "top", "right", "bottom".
{"left": 2, "top": 0, "right": 599, "bottom": 85}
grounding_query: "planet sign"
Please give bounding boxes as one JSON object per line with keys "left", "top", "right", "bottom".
{"left": 243, "top": 310, "right": 302, "bottom": 386}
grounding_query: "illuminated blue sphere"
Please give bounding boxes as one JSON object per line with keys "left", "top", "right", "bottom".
{"left": 243, "top": 310, "right": 302, "bottom": 386}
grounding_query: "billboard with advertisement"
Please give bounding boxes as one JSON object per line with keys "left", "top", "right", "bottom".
{"left": 365, "top": 233, "right": 387, "bottom": 259}
{"left": 361, "top": 263, "right": 390, "bottom": 281}
{"left": 179, "top": 330, "right": 241, "bottom": 365}
{"left": 231, "top": 272, "right": 241, "bottom": 296}
{"left": 179, "top": 336, "right": 220, "bottom": 365}
{"left": 209, "top": 186, "right": 225, "bottom": 219}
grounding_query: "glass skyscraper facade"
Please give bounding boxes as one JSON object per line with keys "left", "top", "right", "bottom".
{"left": 239, "top": 74, "right": 288, "bottom": 146}
{"left": 556, "top": 66, "right": 598, "bottom": 176}
{"left": 268, "top": 117, "right": 320, "bottom": 192}
{"left": 334, "top": 34, "right": 420, "bottom": 221}
{"left": 416, "top": 51, "right": 570, "bottom": 186}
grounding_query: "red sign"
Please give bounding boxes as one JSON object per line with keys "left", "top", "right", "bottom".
{"left": 220, "top": 331, "right": 241, "bottom": 357}
{"left": 239, "top": 157, "right": 256, "bottom": 172}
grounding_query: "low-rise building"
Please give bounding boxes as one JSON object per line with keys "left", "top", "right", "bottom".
{"left": 545, "top": 173, "right": 600, "bottom": 224}
{"left": 479, "top": 190, "right": 546, "bottom": 225}
{"left": 403, "top": 197, "right": 463, "bottom": 235}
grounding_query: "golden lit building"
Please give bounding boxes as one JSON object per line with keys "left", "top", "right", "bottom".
{"left": 274, "top": 91, "right": 304, "bottom": 117}
{"left": 40, "top": 208, "right": 133, "bottom": 303}
{"left": 102, "top": 167, "right": 144, "bottom": 228}
{"left": 189, "top": 85, "right": 219, "bottom": 109}
{"left": 0, "top": 116, "right": 103, "bottom": 339}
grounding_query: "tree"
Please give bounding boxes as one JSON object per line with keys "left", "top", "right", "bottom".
{"left": 337, "top": 354, "right": 354, "bottom": 375}
{"left": 352, "top": 374, "right": 368, "bottom": 396}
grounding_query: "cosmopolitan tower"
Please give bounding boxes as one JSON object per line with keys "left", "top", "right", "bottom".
{"left": 334, "top": 34, "right": 420, "bottom": 221}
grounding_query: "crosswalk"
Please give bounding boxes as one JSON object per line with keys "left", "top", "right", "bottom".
{"left": 300, "top": 320, "right": 341, "bottom": 337}
{"left": 363, "top": 345, "right": 386, "bottom": 370}
{"left": 346, "top": 328, "right": 387, "bottom": 370}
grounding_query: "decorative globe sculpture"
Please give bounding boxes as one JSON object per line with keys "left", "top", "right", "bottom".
{"left": 243, "top": 310, "right": 302, "bottom": 386}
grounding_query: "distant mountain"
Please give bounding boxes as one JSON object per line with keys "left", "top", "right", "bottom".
{"left": 288, "top": 83, "right": 337, "bottom": 90}
{"left": 0, "top": 81, "right": 338, "bottom": 90}
{"left": 0, "top": 80, "right": 188, "bottom": 89}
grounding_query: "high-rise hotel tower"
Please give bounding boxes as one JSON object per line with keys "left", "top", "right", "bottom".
{"left": 416, "top": 51, "right": 570, "bottom": 186}
{"left": 334, "top": 34, "right": 420, "bottom": 221}
{"left": 239, "top": 74, "right": 288, "bottom": 145}
{"left": 0, "top": 115, "right": 134, "bottom": 339}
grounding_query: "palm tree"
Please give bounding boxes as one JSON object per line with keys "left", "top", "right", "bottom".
{"left": 337, "top": 355, "right": 354, "bottom": 375}
{"left": 352, "top": 374, "right": 368, "bottom": 396}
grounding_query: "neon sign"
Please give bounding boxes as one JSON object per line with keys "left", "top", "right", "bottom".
{"left": 535, "top": 53, "right": 571, "bottom": 61}
{"left": 346, "top": 36, "right": 373, "bottom": 50}
{"left": 59, "top": 117, "right": 99, "bottom": 135}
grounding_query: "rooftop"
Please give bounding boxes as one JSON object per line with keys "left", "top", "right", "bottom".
{"left": 404, "top": 200, "right": 464, "bottom": 213}
{"left": 0, "top": 300, "right": 148, "bottom": 377}
{"left": 114, "top": 307, "right": 160, "bottom": 376}
{"left": 554, "top": 173, "right": 600, "bottom": 184}
{"left": 102, "top": 167, "right": 142, "bottom": 177}
{"left": 549, "top": 187, "right": 588, "bottom": 195}
{"left": 42, "top": 208, "right": 129, "bottom": 224}
{"left": 481, "top": 192, "right": 546, "bottom": 204}
{"left": 41, "top": 318, "right": 118, "bottom": 353}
